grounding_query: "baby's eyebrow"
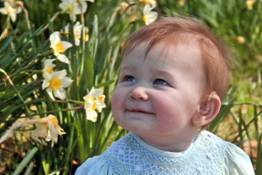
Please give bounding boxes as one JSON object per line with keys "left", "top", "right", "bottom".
{"left": 120, "top": 65, "right": 136, "bottom": 72}
{"left": 151, "top": 69, "right": 173, "bottom": 78}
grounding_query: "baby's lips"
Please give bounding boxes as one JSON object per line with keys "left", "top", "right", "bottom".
{"left": 126, "top": 108, "right": 154, "bottom": 114}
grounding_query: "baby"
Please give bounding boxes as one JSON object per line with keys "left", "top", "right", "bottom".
{"left": 75, "top": 17, "right": 255, "bottom": 175}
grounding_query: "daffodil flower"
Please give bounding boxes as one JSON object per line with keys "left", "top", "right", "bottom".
{"left": 83, "top": 87, "right": 106, "bottom": 122}
{"left": 73, "top": 21, "right": 89, "bottom": 46}
{"left": 59, "top": 0, "right": 81, "bottom": 21}
{"left": 45, "top": 115, "right": 66, "bottom": 147}
{"left": 119, "top": 2, "right": 129, "bottom": 13}
{"left": 59, "top": 0, "right": 94, "bottom": 21}
{"left": 143, "top": 5, "right": 158, "bottom": 25}
{"left": 246, "top": 0, "right": 255, "bottom": 10}
{"left": 49, "top": 31, "right": 72, "bottom": 64}
{"left": 0, "top": 1, "right": 23, "bottom": 22}
{"left": 236, "top": 36, "right": 245, "bottom": 44}
{"left": 0, "top": 115, "right": 65, "bottom": 147}
{"left": 42, "top": 59, "right": 56, "bottom": 78}
{"left": 139, "top": 0, "right": 156, "bottom": 8}
{"left": 62, "top": 23, "right": 70, "bottom": 36}
{"left": 42, "top": 70, "right": 73, "bottom": 100}
{"left": 178, "top": 0, "right": 186, "bottom": 6}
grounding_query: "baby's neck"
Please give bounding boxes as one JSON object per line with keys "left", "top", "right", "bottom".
{"left": 152, "top": 140, "right": 194, "bottom": 152}
{"left": 139, "top": 133, "right": 199, "bottom": 153}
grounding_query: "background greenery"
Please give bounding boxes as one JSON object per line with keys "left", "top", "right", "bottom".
{"left": 0, "top": 0, "right": 261, "bottom": 174}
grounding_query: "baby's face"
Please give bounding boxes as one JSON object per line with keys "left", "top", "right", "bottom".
{"left": 112, "top": 41, "right": 206, "bottom": 151}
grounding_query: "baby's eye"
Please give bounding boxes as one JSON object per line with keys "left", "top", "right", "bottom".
{"left": 153, "top": 78, "right": 170, "bottom": 86}
{"left": 121, "top": 75, "right": 135, "bottom": 83}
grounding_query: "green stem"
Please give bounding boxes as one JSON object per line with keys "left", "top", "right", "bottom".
{"left": 0, "top": 68, "right": 31, "bottom": 115}
{"left": 64, "top": 121, "right": 76, "bottom": 174}
{"left": 13, "top": 147, "right": 38, "bottom": 175}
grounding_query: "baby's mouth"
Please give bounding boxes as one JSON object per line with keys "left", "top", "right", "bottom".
{"left": 126, "top": 108, "right": 154, "bottom": 115}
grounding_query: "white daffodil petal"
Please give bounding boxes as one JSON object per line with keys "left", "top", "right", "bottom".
{"left": 96, "top": 103, "right": 106, "bottom": 112}
{"left": 43, "top": 59, "right": 56, "bottom": 78}
{"left": 50, "top": 32, "right": 60, "bottom": 44}
{"left": 85, "top": 110, "right": 98, "bottom": 122}
{"left": 146, "top": 12, "right": 158, "bottom": 25}
{"left": 89, "top": 88, "right": 102, "bottom": 97}
{"left": 54, "top": 88, "right": 66, "bottom": 100}
{"left": 61, "top": 41, "right": 72, "bottom": 50}
{"left": 75, "top": 39, "right": 80, "bottom": 46}
{"left": 62, "top": 77, "right": 73, "bottom": 87}
{"left": 85, "top": 97, "right": 94, "bottom": 109}
{"left": 44, "top": 59, "right": 56, "bottom": 66}
{"left": 55, "top": 69, "right": 67, "bottom": 77}
{"left": 10, "top": 12, "right": 16, "bottom": 22}
{"left": 56, "top": 54, "right": 70, "bottom": 64}
{"left": 79, "top": 1, "right": 87, "bottom": 13}
{"left": 42, "top": 79, "right": 49, "bottom": 89}
{"left": 47, "top": 88, "right": 55, "bottom": 100}
{"left": 143, "top": 4, "right": 153, "bottom": 13}
{"left": 63, "top": 23, "right": 70, "bottom": 35}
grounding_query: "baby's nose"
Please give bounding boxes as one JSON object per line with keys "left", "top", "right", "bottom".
{"left": 129, "top": 86, "right": 149, "bottom": 101}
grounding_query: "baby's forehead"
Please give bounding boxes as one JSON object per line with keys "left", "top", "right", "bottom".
{"left": 127, "top": 35, "right": 201, "bottom": 60}
{"left": 125, "top": 32, "right": 202, "bottom": 57}
{"left": 122, "top": 39, "right": 203, "bottom": 70}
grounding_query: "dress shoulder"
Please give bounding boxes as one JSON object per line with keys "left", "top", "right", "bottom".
{"left": 75, "top": 155, "right": 113, "bottom": 175}
{"left": 224, "top": 142, "right": 255, "bottom": 175}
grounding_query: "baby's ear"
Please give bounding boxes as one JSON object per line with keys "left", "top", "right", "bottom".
{"left": 192, "top": 92, "right": 221, "bottom": 127}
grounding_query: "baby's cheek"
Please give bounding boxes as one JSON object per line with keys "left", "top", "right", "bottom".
{"left": 111, "top": 91, "right": 124, "bottom": 117}
{"left": 152, "top": 96, "right": 175, "bottom": 115}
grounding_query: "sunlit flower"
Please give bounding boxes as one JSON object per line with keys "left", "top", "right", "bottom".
{"left": 178, "top": 0, "right": 186, "bottom": 6}
{"left": 83, "top": 0, "right": 95, "bottom": 2}
{"left": 0, "top": 1, "right": 23, "bottom": 22}
{"left": 139, "top": 0, "right": 156, "bottom": 8}
{"left": 44, "top": 115, "right": 66, "bottom": 147}
{"left": 130, "top": 15, "right": 138, "bottom": 23}
{"left": 77, "top": 0, "right": 95, "bottom": 11}
{"left": 73, "top": 21, "right": 89, "bottom": 46}
{"left": 59, "top": 0, "right": 94, "bottom": 21}
{"left": 83, "top": 87, "right": 106, "bottom": 122}
{"left": 62, "top": 23, "right": 70, "bottom": 36}
{"left": 142, "top": 5, "right": 158, "bottom": 25}
{"left": 42, "top": 70, "right": 73, "bottom": 100}
{"left": 42, "top": 59, "right": 56, "bottom": 78}
{"left": 29, "top": 105, "right": 37, "bottom": 111}
{"left": 0, "top": 115, "right": 65, "bottom": 147}
{"left": 236, "top": 36, "right": 245, "bottom": 44}
{"left": 119, "top": 2, "right": 129, "bottom": 13}
{"left": 59, "top": 0, "right": 81, "bottom": 21}
{"left": 0, "top": 28, "right": 9, "bottom": 41}
{"left": 246, "top": 0, "right": 255, "bottom": 10}
{"left": 49, "top": 31, "right": 72, "bottom": 64}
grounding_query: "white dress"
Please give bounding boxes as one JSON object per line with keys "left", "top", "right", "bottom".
{"left": 75, "top": 130, "right": 255, "bottom": 175}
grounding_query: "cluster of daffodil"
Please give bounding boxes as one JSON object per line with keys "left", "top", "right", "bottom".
{"left": 0, "top": 115, "right": 65, "bottom": 147}
{"left": 246, "top": 0, "right": 256, "bottom": 10}
{"left": 42, "top": 57, "right": 106, "bottom": 122}
{"left": 62, "top": 21, "right": 89, "bottom": 46}
{"left": 0, "top": 0, "right": 106, "bottom": 148}
{"left": 42, "top": 0, "right": 106, "bottom": 123}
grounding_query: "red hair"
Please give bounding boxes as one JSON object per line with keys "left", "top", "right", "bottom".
{"left": 123, "top": 16, "right": 230, "bottom": 99}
